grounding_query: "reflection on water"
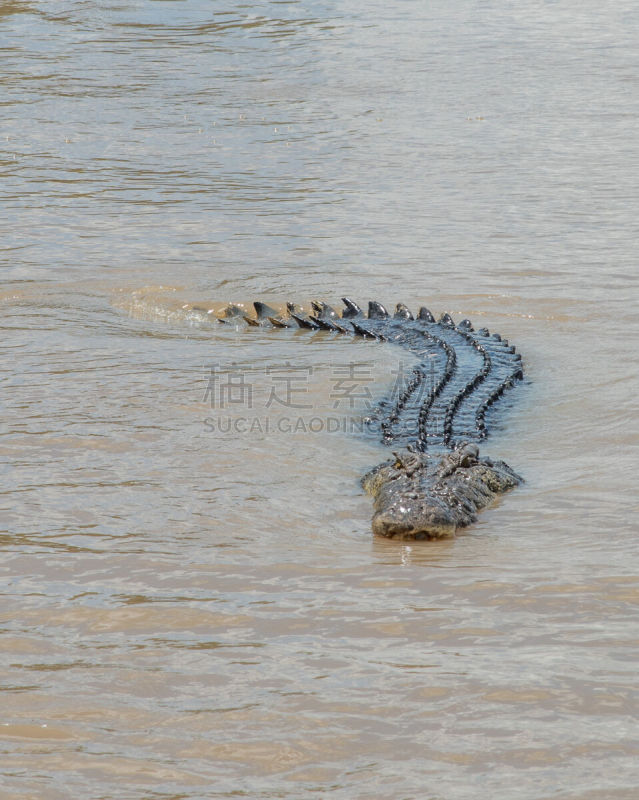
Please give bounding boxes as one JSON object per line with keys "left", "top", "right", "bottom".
{"left": 2, "top": 1, "right": 639, "bottom": 798}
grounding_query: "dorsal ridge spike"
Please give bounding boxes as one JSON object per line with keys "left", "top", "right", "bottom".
{"left": 439, "top": 312, "right": 455, "bottom": 326}
{"left": 418, "top": 307, "right": 435, "bottom": 323}
{"left": 313, "top": 301, "right": 338, "bottom": 320}
{"left": 394, "top": 303, "right": 414, "bottom": 320}
{"left": 254, "top": 301, "right": 279, "bottom": 320}
{"left": 341, "top": 297, "right": 362, "bottom": 318}
{"left": 368, "top": 301, "right": 389, "bottom": 319}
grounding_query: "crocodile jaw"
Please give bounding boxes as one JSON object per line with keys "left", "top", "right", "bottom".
{"left": 371, "top": 505, "right": 456, "bottom": 540}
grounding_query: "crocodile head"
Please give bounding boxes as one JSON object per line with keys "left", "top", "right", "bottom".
{"left": 362, "top": 444, "right": 522, "bottom": 540}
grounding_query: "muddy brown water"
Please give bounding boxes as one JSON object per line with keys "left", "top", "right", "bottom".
{"left": 1, "top": 1, "right": 639, "bottom": 798}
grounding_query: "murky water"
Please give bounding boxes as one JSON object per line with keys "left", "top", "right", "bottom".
{"left": 2, "top": 1, "right": 639, "bottom": 798}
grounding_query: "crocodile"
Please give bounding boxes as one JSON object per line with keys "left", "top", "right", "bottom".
{"left": 212, "top": 297, "right": 525, "bottom": 540}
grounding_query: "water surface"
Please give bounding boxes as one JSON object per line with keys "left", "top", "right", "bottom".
{"left": 1, "top": 1, "right": 638, "bottom": 798}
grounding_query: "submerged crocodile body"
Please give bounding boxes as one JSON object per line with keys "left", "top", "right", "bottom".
{"left": 214, "top": 297, "right": 525, "bottom": 540}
